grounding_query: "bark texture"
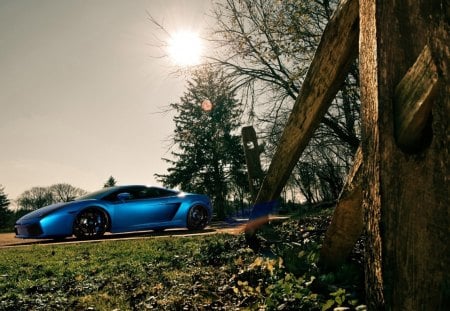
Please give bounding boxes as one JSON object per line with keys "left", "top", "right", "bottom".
{"left": 359, "top": 0, "right": 449, "bottom": 309}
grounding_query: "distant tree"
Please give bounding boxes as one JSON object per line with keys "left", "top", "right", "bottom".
{"left": 49, "top": 183, "right": 87, "bottom": 202}
{"left": 0, "top": 185, "right": 9, "bottom": 210}
{"left": 103, "top": 176, "right": 117, "bottom": 188}
{"left": 16, "top": 187, "right": 54, "bottom": 211}
{"left": 0, "top": 185, "right": 12, "bottom": 229}
{"left": 16, "top": 183, "right": 88, "bottom": 211}
{"left": 156, "top": 66, "right": 247, "bottom": 219}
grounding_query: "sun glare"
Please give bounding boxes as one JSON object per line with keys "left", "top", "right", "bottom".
{"left": 168, "top": 30, "right": 203, "bottom": 66}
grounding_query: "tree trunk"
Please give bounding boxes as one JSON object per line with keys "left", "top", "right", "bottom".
{"left": 359, "top": 0, "right": 449, "bottom": 309}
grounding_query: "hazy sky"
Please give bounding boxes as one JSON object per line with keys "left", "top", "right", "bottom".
{"left": 0, "top": 0, "right": 212, "bottom": 201}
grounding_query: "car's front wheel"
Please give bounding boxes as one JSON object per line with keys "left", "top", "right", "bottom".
{"left": 73, "top": 208, "right": 108, "bottom": 239}
{"left": 187, "top": 205, "right": 208, "bottom": 230}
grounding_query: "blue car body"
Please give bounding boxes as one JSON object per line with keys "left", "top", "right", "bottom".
{"left": 15, "top": 185, "right": 212, "bottom": 239}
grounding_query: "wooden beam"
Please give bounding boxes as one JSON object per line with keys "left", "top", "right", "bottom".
{"left": 319, "top": 146, "right": 364, "bottom": 269}
{"left": 394, "top": 45, "right": 438, "bottom": 151}
{"left": 246, "top": 0, "right": 359, "bottom": 236}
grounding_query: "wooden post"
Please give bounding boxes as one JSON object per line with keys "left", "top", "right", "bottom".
{"left": 242, "top": 126, "right": 264, "bottom": 201}
{"left": 319, "top": 146, "right": 364, "bottom": 269}
{"left": 359, "top": 0, "right": 449, "bottom": 309}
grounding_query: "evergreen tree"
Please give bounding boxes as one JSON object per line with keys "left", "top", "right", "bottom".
{"left": 0, "top": 185, "right": 11, "bottom": 229}
{"left": 103, "top": 176, "right": 117, "bottom": 188}
{"left": 0, "top": 185, "right": 9, "bottom": 210}
{"left": 156, "top": 67, "right": 247, "bottom": 219}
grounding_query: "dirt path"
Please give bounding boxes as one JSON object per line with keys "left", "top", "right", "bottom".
{"left": 0, "top": 221, "right": 247, "bottom": 249}
{"left": 0, "top": 232, "right": 39, "bottom": 247}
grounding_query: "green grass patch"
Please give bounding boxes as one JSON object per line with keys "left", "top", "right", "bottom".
{"left": 0, "top": 219, "right": 366, "bottom": 310}
{"left": 1, "top": 236, "right": 215, "bottom": 310}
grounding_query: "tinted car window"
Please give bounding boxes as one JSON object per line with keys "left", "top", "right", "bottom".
{"left": 137, "top": 187, "right": 178, "bottom": 199}
{"left": 103, "top": 186, "right": 147, "bottom": 202}
{"left": 156, "top": 188, "right": 178, "bottom": 197}
{"left": 78, "top": 186, "right": 178, "bottom": 202}
{"left": 75, "top": 187, "right": 117, "bottom": 201}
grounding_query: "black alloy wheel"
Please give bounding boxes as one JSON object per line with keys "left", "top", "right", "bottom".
{"left": 187, "top": 205, "right": 208, "bottom": 230}
{"left": 73, "top": 208, "right": 108, "bottom": 239}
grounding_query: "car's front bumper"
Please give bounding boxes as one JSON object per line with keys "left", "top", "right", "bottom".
{"left": 15, "top": 213, "right": 75, "bottom": 239}
{"left": 15, "top": 222, "right": 43, "bottom": 238}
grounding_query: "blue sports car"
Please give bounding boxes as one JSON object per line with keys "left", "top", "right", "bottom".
{"left": 15, "top": 185, "right": 212, "bottom": 239}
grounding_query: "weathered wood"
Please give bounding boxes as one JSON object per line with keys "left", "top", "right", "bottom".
{"left": 246, "top": 0, "right": 359, "bottom": 235}
{"left": 242, "top": 126, "right": 264, "bottom": 201}
{"left": 319, "top": 146, "right": 364, "bottom": 269}
{"left": 360, "top": 0, "right": 449, "bottom": 309}
{"left": 359, "top": 0, "right": 385, "bottom": 307}
{"left": 394, "top": 44, "right": 438, "bottom": 151}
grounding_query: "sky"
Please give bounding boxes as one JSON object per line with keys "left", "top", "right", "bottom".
{"left": 0, "top": 0, "right": 213, "bottom": 202}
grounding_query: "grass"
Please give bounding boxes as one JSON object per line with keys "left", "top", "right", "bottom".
{"left": 0, "top": 216, "right": 366, "bottom": 310}
{"left": 1, "top": 236, "right": 216, "bottom": 310}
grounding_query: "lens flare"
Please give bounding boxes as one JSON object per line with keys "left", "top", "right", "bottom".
{"left": 201, "top": 99, "right": 213, "bottom": 111}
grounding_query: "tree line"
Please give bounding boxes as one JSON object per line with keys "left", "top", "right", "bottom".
{"left": 154, "top": 0, "right": 359, "bottom": 217}
{"left": 0, "top": 177, "right": 117, "bottom": 231}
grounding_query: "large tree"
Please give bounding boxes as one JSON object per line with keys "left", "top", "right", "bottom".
{"left": 209, "top": 0, "right": 360, "bottom": 202}
{"left": 156, "top": 66, "right": 247, "bottom": 219}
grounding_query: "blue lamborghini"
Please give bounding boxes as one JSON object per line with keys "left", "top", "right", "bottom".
{"left": 15, "top": 185, "right": 212, "bottom": 239}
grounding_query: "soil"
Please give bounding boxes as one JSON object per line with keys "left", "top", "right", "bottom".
{"left": 0, "top": 221, "right": 247, "bottom": 249}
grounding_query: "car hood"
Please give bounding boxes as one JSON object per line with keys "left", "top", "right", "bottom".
{"left": 18, "top": 202, "right": 71, "bottom": 221}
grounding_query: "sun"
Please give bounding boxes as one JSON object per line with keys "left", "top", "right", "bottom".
{"left": 168, "top": 30, "right": 203, "bottom": 66}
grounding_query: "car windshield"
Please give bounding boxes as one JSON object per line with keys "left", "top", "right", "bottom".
{"left": 75, "top": 188, "right": 117, "bottom": 201}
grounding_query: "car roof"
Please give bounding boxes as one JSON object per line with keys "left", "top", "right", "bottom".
{"left": 76, "top": 185, "right": 180, "bottom": 201}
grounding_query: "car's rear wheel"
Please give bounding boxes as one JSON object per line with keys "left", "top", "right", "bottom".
{"left": 73, "top": 208, "right": 108, "bottom": 239}
{"left": 187, "top": 205, "right": 208, "bottom": 230}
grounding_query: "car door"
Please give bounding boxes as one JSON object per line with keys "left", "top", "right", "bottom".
{"left": 112, "top": 187, "right": 180, "bottom": 232}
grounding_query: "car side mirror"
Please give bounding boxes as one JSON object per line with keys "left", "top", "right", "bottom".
{"left": 117, "top": 192, "right": 131, "bottom": 202}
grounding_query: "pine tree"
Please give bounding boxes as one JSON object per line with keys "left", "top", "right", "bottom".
{"left": 103, "top": 176, "right": 117, "bottom": 188}
{"left": 0, "top": 185, "right": 11, "bottom": 229}
{"left": 156, "top": 67, "right": 247, "bottom": 219}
